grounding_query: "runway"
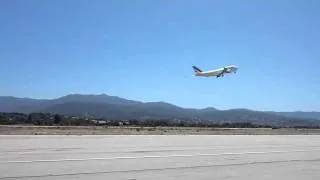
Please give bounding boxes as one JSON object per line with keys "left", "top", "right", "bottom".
{"left": 1, "top": 135, "right": 320, "bottom": 180}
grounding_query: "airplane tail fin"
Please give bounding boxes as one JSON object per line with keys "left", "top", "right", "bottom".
{"left": 192, "top": 66, "right": 202, "bottom": 73}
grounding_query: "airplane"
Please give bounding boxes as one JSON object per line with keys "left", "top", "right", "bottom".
{"left": 192, "top": 65, "right": 238, "bottom": 78}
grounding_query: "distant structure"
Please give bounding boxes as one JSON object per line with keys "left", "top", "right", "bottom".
{"left": 90, "top": 120, "right": 107, "bottom": 125}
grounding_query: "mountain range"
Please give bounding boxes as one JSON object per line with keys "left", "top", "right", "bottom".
{"left": 0, "top": 94, "right": 319, "bottom": 126}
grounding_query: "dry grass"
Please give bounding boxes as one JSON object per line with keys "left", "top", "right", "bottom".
{"left": 1, "top": 125, "right": 320, "bottom": 135}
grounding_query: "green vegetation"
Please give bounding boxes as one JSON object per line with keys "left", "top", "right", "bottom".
{"left": 0, "top": 112, "right": 319, "bottom": 129}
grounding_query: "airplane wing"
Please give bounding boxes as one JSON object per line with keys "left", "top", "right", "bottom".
{"left": 216, "top": 67, "right": 228, "bottom": 77}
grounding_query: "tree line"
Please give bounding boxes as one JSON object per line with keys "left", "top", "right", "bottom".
{"left": 0, "top": 112, "right": 319, "bottom": 129}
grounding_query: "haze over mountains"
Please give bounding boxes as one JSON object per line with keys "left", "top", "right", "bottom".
{"left": 0, "top": 94, "right": 319, "bottom": 126}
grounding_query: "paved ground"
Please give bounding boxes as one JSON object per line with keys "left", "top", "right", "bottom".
{"left": 1, "top": 135, "right": 320, "bottom": 180}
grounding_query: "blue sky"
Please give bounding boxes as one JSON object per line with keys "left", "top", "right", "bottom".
{"left": 1, "top": 0, "right": 319, "bottom": 111}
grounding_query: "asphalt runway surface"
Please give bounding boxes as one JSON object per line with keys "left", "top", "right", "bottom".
{"left": 1, "top": 135, "right": 320, "bottom": 180}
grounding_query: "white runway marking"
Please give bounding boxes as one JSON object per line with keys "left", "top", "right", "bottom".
{"left": 2, "top": 149, "right": 318, "bottom": 164}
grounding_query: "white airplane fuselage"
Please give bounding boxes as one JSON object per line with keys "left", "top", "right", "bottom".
{"left": 193, "top": 65, "right": 238, "bottom": 77}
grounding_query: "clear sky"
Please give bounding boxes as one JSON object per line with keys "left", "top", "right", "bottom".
{"left": 1, "top": 0, "right": 319, "bottom": 111}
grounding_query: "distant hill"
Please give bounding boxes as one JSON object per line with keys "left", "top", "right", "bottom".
{"left": 0, "top": 94, "right": 319, "bottom": 127}
{"left": 0, "top": 94, "right": 141, "bottom": 113}
{"left": 266, "top": 111, "right": 320, "bottom": 120}
{"left": 55, "top": 94, "right": 142, "bottom": 105}
{"left": 0, "top": 96, "right": 50, "bottom": 113}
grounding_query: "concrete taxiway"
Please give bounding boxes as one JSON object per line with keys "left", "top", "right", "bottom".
{"left": 1, "top": 135, "right": 320, "bottom": 180}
